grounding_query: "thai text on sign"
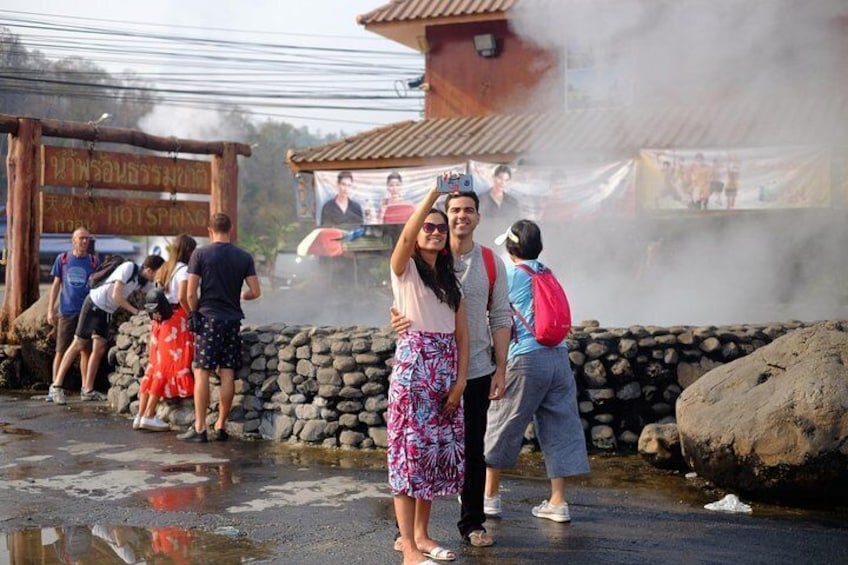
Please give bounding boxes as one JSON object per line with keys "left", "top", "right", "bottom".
{"left": 41, "top": 193, "right": 209, "bottom": 236}
{"left": 41, "top": 146, "right": 211, "bottom": 194}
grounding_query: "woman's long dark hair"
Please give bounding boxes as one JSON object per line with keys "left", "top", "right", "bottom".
{"left": 413, "top": 209, "right": 462, "bottom": 312}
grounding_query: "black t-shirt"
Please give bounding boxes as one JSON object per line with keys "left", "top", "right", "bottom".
{"left": 321, "top": 198, "right": 363, "bottom": 226}
{"left": 188, "top": 242, "right": 256, "bottom": 320}
{"left": 478, "top": 190, "right": 520, "bottom": 221}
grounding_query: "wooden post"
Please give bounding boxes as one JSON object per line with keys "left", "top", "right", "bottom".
{"left": 211, "top": 142, "right": 239, "bottom": 241}
{"left": 0, "top": 120, "right": 42, "bottom": 340}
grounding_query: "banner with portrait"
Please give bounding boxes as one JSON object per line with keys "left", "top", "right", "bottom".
{"left": 468, "top": 159, "right": 637, "bottom": 223}
{"left": 314, "top": 164, "right": 464, "bottom": 226}
{"left": 640, "top": 147, "right": 832, "bottom": 210}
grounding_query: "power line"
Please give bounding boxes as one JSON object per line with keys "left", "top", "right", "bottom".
{"left": 0, "top": 8, "right": 396, "bottom": 43}
{"left": 0, "top": 10, "right": 425, "bottom": 129}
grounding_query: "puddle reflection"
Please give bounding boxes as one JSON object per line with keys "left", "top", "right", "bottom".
{"left": 1, "top": 525, "right": 271, "bottom": 564}
{"left": 144, "top": 464, "right": 238, "bottom": 513}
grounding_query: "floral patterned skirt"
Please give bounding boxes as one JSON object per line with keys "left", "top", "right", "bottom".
{"left": 387, "top": 331, "right": 464, "bottom": 500}
{"left": 141, "top": 305, "right": 194, "bottom": 398}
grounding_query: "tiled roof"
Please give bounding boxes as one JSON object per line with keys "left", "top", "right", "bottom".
{"left": 358, "top": 0, "right": 515, "bottom": 25}
{"left": 288, "top": 114, "right": 540, "bottom": 167}
{"left": 288, "top": 97, "right": 848, "bottom": 170}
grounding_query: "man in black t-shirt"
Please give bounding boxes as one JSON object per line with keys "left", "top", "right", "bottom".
{"left": 320, "top": 170, "right": 363, "bottom": 226}
{"left": 478, "top": 164, "right": 520, "bottom": 231}
{"left": 178, "top": 213, "right": 261, "bottom": 443}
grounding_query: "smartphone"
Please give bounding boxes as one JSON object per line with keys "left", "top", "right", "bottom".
{"left": 437, "top": 173, "right": 474, "bottom": 193}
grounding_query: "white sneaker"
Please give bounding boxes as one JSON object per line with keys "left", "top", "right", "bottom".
{"left": 531, "top": 500, "right": 571, "bottom": 523}
{"left": 140, "top": 416, "right": 170, "bottom": 432}
{"left": 132, "top": 415, "right": 142, "bottom": 430}
{"left": 483, "top": 495, "right": 502, "bottom": 517}
{"left": 49, "top": 385, "right": 66, "bottom": 406}
{"left": 80, "top": 389, "right": 108, "bottom": 402}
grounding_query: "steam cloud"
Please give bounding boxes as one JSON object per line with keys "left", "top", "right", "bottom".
{"left": 233, "top": 1, "right": 848, "bottom": 329}
{"left": 501, "top": 0, "right": 848, "bottom": 326}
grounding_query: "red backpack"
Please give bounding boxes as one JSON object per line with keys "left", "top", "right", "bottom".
{"left": 481, "top": 245, "right": 497, "bottom": 310}
{"left": 511, "top": 262, "right": 571, "bottom": 347}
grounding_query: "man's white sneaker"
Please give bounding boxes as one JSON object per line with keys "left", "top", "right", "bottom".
{"left": 80, "top": 389, "right": 108, "bottom": 402}
{"left": 531, "top": 500, "right": 571, "bottom": 523}
{"left": 483, "top": 495, "right": 502, "bottom": 517}
{"left": 49, "top": 385, "right": 66, "bottom": 405}
{"left": 140, "top": 416, "right": 170, "bottom": 432}
{"left": 132, "top": 415, "right": 142, "bottom": 430}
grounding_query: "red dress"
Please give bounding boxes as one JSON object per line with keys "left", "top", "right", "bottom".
{"left": 141, "top": 264, "right": 194, "bottom": 398}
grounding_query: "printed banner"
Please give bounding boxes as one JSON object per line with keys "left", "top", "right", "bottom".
{"left": 468, "top": 159, "right": 637, "bottom": 224}
{"left": 294, "top": 172, "right": 315, "bottom": 221}
{"left": 314, "top": 164, "right": 464, "bottom": 226}
{"left": 640, "top": 147, "right": 832, "bottom": 210}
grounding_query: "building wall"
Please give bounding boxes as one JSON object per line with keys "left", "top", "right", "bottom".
{"left": 425, "top": 21, "right": 559, "bottom": 119}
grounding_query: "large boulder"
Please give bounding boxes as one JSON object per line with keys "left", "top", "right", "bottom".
{"left": 12, "top": 294, "right": 66, "bottom": 388}
{"left": 676, "top": 322, "right": 848, "bottom": 503}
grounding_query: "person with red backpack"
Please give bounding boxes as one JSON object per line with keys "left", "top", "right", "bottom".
{"left": 484, "top": 220, "right": 590, "bottom": 524}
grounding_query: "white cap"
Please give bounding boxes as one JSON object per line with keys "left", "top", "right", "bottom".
{"left": 494, "top": 226, "right": 519, "bottom": 246}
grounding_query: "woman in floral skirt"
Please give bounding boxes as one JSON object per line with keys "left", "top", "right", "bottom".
{"left": 389, "top": 182, "right": 469, "bottom": 565}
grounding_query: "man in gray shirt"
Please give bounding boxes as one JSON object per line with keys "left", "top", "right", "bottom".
{"left": 392, "top": 190, "right": 511, "bottom": 548}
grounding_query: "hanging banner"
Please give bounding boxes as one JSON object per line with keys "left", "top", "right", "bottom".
{"left": 468, "top": 159, "right": 637, "bottom": 224}
{"left": 639, "top": 147, "right": 831, "bottom": 210}
{"left": 314, "top": 164, "right": 464, "bottom": 226}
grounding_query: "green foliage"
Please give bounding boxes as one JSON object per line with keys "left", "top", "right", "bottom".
{"left": 235, "top": 118, "right": 335, "bottom": 268}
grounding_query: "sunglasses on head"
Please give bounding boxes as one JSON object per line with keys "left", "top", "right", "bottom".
{"left": 422, "top": 222, "right": 448, "bottom": 234}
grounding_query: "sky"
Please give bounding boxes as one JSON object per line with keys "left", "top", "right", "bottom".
{"left": 1, "top": 0, "right": 424, "bottom": 135}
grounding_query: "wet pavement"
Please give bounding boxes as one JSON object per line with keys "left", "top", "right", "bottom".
{"left": 1, "top": 392, "right": 847, "bottom": 564}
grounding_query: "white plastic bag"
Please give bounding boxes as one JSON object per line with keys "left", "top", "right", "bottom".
{"left": 704, "top": 493, "right": 752, "bottom": 514}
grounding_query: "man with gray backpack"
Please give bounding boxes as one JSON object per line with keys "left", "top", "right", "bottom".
{"left": 45, "top": 227, "right": 99, "bottom": 403}
{"left": 48, "top": 255, "right": 164, "bottom": 405}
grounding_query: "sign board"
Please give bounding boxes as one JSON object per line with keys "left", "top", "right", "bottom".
{"left": 41, "top": 146, "right": 211, "bottom": 194}
{"left": 41, "top": 193, "right": 209, "bottom": 236}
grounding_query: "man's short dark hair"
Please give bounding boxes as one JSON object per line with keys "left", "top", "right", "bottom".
{"left": 444, "top": 191, "right": 479, "bottom": 212}
{"left": 505, "top": 220, "right": 543, "bottom": 260}
{"left": 338, "top": 171, "right": 353, "bottom": 183}
{"left": 210, "top": 212, "right": 232, "bottom": 234}
{"left": 387, "top": 172, "right": 402, "bottom": 184}
{"left": 142, "top": 254, "right": 166, "bottom": 271}
{"left": 494, "top": 164, "right": 512, "bottom": 178}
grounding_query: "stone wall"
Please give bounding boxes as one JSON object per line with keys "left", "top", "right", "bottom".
{"left": 107, "top": 316, "right": 812, "bottom": 452}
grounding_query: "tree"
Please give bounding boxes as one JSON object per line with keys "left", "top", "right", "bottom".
{"left": 235, "top": 116, "right": 336, "bottom": 270}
